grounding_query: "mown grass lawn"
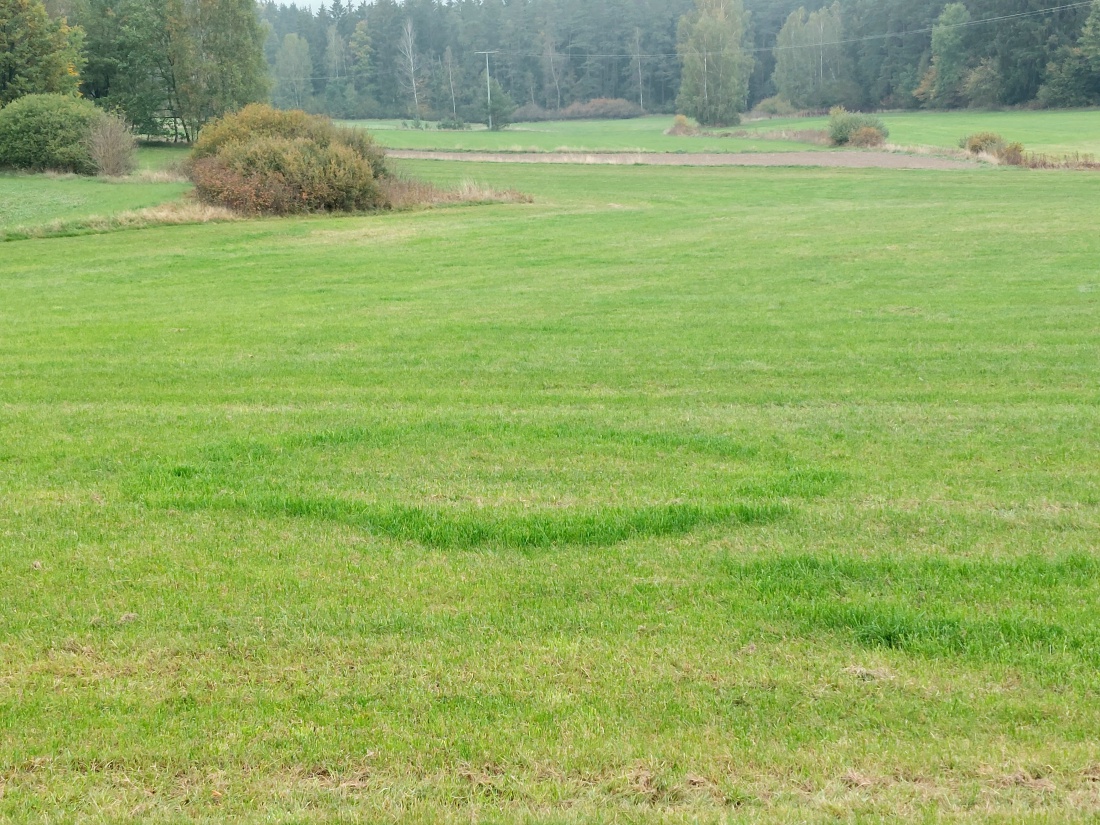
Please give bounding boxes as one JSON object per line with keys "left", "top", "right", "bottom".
{"left": 741, "top": 107, "right": 1100, "bottom": 156}
{"left": 1, "top": 160, "right": 1099, "bottom": 822}
{"left": 0, "top": 174, "right": 189, "bottom": 238}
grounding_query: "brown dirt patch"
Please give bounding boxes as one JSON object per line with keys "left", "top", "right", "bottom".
{"left": 389, "top": 149, "right": 978, "bottom": 171}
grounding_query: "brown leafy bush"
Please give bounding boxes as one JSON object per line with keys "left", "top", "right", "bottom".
{"left": 665, "top": 115, "right": 698, "bottom": 136}
{"left": 848, "top": 125, "right": 887, "bottom": 148}
{"left": 560, "top": 98, "right": 643, "bottom": 119}
{"left": 511, "top": 98, "right": 643, "bottom": 122}
{"left": 995, "top": 141, "right": 1025, "bottom": 166}
{"left": 189, "top": 105, "right": 387, "bottom": 215}
{"left": 512, "top": 103, "right": 551, "bottom": 122}
{"left": 190, "top": 137, "right": 382, "bottom": 215}
{"left": 963, "top": 132, "right": 1005, "bottom": 155}
{"left": 86, "top": 112, "right": 136, "bottom": 177}
{"left": 192, "top": 104, "right": 386, "bottom": 178}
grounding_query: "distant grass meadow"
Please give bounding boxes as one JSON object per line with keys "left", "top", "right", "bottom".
{"left": 353, "top": 108, "right": 1100, "bottom": 157}
{"left": 1, "top": 135, "right": 1100, "bottom": 820}
{"left": 740, "top": 107, "right": 1100, "bottom": 156}
{"left": 353, "top": 116, "right": 824, "bottom": 153}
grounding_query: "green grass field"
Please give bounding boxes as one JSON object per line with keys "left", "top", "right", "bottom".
{"left": 351, "top": 109, "right": 1100, "bottom": 157}
{"left": 2, "top": 158, "right": 1100, "bottom": 821}
{"left": 349, "top": 116, "right": 824, "bottom": 153}
{"left": 0, "top": 174, "right": 189, "bottom": 238}
{"left": 741, "top": 108, "right": 1100, "bottom": 156}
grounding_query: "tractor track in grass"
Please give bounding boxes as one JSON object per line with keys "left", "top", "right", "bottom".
{"left": 388, "top": 149, "right": 979, "bottom": 170}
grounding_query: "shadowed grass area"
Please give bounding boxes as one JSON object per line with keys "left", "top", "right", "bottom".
{"left": 720, "top": 553, "right": 1100, "bottom": 672}
{"left": 254, "top": 499, "right": 790, "bottom": 548}
{"left": 129, "top": 423, "right": 838, "bottom": 547}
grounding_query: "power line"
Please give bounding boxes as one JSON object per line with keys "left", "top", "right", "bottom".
{"left": 485, "top": 0, "right": 1096, "bottom": 59}
{"left": 279, "top": 0, "right": 1096, "bottom": 82}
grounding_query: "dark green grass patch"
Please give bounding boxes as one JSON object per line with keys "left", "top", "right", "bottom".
{"left": 719, "top": 553, "right": 1100, "bottom": 673}
{"left": 128, "top": 422, "right": 838, "bottom": 548}
{"left": 251, "top": 498, "right": 789, "bottom": 548}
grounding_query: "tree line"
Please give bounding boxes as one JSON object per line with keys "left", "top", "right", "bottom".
{"left": 3, "top": 0, "right": 1100, "bottom": 138}
{"left": 260, "top": 0, "right": 1100, "bottom": 122}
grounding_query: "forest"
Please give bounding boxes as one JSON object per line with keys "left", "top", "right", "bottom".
{"left": 255, "top": 0, "right": 1100, "bottom": 120}
{"left": 12, "top": 0, "right": 1100, "bottom": 132}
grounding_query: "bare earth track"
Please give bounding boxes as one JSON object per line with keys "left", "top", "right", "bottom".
{"left": 389, "top": 149, "right": 977, "bottom": 170}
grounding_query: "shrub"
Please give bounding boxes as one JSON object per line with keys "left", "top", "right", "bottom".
{"left": 753, "top": 96, "right": 797, "bottom": 116}
{"left": 0, "top": 93, "right": 103, "bottom": 174}
{"left": 192, "top": 104, "right": 386, "bottom": 178}
{"left": 437, "top": 118, "right": 469, "bottom": 130}
{"left": 512, "top": 103, "right": 551, "bottom": 122}
{"left": 512, "top": 99, "right": 644, "bottom": 122}
{"left": 995, "top": 142, "right": 1025, "bottom": 166}
{"left": 665, "top": 114, "right": 698, "bottom": 136}
{"left": 86, "top": 112, "right": 136, "bottom": 177}
{"left": 848, "top": 125, "right": 887, "bottom": 148}
{"left": 189, "top": 105, "right": 387, "bottom": 215}
{"left": 827, "top": 107, "right": 889, "bottom": 146}
{"left": 559, "top": 98, "right": 643, "bottom": 120}
{"left": 190, "top": 136, "right": 383, "bottom": 215}
{"left": 963, "top": 132, "right": 1005, "bottom": 155}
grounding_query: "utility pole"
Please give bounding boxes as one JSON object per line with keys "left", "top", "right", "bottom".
{"left": 476, "top": 50, "right": 498, "bottom": 130}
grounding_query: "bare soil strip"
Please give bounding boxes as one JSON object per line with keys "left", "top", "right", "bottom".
{"left": 389, "top": 149, "right": 977, "bottom": 171}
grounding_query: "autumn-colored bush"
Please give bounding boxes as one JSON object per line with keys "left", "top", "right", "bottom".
{"left": 511, "top": 98, "right": 643, "bottom": 122}
{"left": 560, "top": 98, "right": 643, "bottom": 120}
{"left": 190, "top": 136, "right": 382, "bottom": 215}
{"left": 192, "top": 104, "right": 386, "bottom": 178}
{"left": 665, "top": 114, "right": 698, "bottom": 136}
{"left": 188, "top": 105, "right": 387, "bottom": 214}
{"left": 995, "top": 141, "right": 1025, "bottom": 166}
{"left": 828, "top": 108, "right": 889, "bottom": 146}
{"left": 963, "top": 132, "right": 1005, "bottom": 155}
{"left": 848, "top": 125, "right": 887, "bottom": 148}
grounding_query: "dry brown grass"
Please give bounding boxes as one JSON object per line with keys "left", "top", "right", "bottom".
{"left": 380, "top": 175, "right": 532, "bottom": 210}
{"left": 1, "top": 201, "right": 240, "bottom": 242}
{"left": 713, "top": 128, "right": 831, "bottom": 146}
{"left": 1022, "top": 151, "right": 1100, "bottom": 170}
{"left": 885, "top": 143, "right": 973, "bottom": 160}
{"left": 130, "top": 168, "right": 189, "bottom": 184}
